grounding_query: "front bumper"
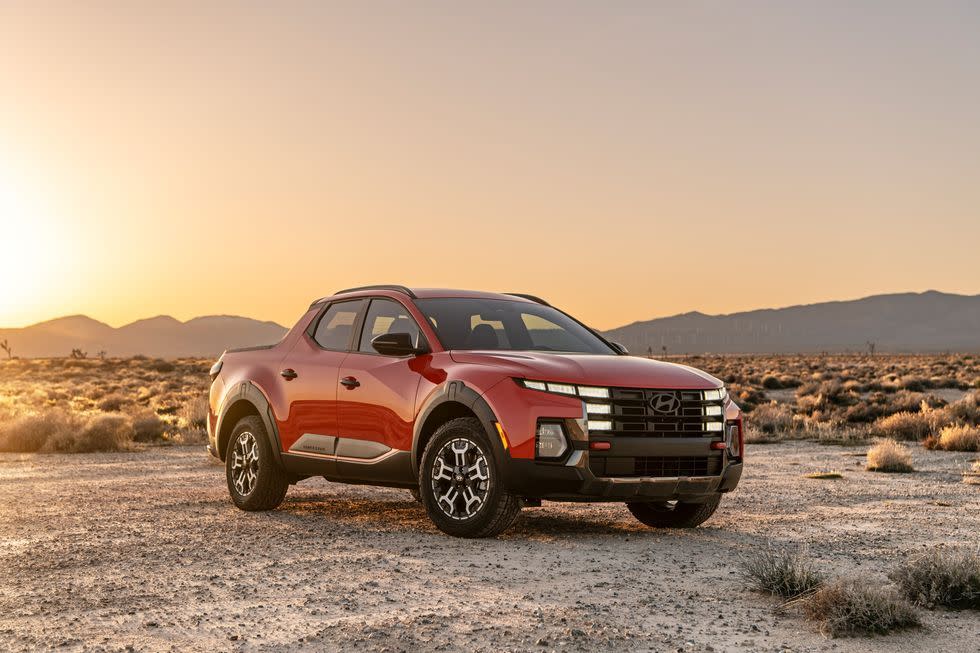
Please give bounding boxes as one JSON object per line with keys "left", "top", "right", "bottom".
{"left": 505, "top": 449, "right": 743, "bottom": 502}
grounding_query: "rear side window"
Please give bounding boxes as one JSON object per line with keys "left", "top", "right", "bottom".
{"left": 312, "top": 300, "right": 363, "bottom": 350}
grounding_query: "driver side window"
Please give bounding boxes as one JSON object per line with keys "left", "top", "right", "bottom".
{"left": 358, "top": 298, "right": 422, "bottom": 353}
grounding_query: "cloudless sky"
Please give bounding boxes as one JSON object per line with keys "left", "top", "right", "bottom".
{"left": 1, "top": 1, "right": 979, "bottom": 329}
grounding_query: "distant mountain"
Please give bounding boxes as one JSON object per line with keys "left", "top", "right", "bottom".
{"left": 603, "top": 291, "right": 980, "bottom": 354}
{"left": 0, "top": 315, "right": 287, "bottom": 359}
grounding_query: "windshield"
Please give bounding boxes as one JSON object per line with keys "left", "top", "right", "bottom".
{"left": 415, "top": 298, "right": 616, "bottom": 354}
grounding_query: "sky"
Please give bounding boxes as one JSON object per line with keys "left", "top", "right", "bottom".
{"left": 1, "top": 1, "right": 979, "bottom": 330}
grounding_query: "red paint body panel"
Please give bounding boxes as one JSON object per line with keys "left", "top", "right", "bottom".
{"left": 337, "top": 352, "right": 424, "bottom": 451}
{"left": 208, "top": 288, "right": 743, "bottom": 487}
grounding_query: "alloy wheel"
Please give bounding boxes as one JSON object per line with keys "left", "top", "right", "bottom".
{"left": 430, "top": 437, "right": 491, "bottom": 520}
{"left": 231, "top": 431, "right": 260, "bottom": 496}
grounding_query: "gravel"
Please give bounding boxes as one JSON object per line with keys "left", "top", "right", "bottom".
{"left": 1, "top": 442, "right": 978, "bottom": 652}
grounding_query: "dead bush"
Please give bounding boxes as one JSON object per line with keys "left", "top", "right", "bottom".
{"left": 865, "top": 439, "right": 914, "bottom": 473}
{"left": 747, "top": 402, "right": 795, "bottom": 436}
{"left": 0, "top": 410, "right": 76, "bottom": 452}
{"left": 131, "top": 410, "right": 167, "bottom": 442}
{"left": 45, "top": 414, "right": 133, "bottom": 453}
{"left": 889, "top": 548, "right": 980, "bottom": 609}
{"left": 935, "top": 425, "right": 980, "bottom": 452}
{"left": 740, "top": 544, "right": 824, "bottom": 598}
{"left": 179, "top": 395, "right": 209, "bottom": 431}
{"left": 98, "top": 392, "right": 131, "bottom": 412}
{"left": 871, "top": 412, "right": 931, "bottom": 441}
{"left": 802, "top": 578, "right": 921, "bottom": 637}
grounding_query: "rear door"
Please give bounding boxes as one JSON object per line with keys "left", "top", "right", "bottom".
{"left": 277, "top": 299, "right": 365, "bottom": 457}
{"left": 336, "top": 297, "right": 425, "bottom": 473}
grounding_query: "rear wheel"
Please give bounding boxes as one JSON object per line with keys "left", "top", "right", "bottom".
{"left": 626, "top": 494, "right": 721, "bottom": 528}
{"left": 225, "top": 415, "right": 289, "bottom": 511}
{"left": 420, "top": 417, "right": 520, "bottom": 538}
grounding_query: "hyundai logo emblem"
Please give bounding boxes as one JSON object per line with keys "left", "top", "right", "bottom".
{"left": 650, "top": 392, "right": 681, "bottom": 414}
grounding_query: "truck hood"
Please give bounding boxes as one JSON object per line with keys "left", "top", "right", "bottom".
{"left": 448, "top": 351, "right": 721, "bottom": 389}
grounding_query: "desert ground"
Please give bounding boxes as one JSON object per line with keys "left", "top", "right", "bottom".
{"left": 0, "top": 355, "right": 978, "bottom": 651}
{"left": 0, "top": 443, "right": 977, "bottom": 652}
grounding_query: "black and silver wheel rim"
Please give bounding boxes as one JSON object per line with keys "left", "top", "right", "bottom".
{"left": 231, "top": 431, "right": 259, "bottom": 497}
{"left": 430, "top": 437, "right": 491, "bottom": 521}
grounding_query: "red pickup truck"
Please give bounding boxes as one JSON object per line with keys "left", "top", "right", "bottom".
{"left": 208, "top": 286, "right": 743, "bottom": 537}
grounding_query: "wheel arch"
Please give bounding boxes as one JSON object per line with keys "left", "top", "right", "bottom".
{"left": 215, "top": 382, "right": 284, "bottom": 465}
{"left": 411, "top": 381, "right": 508, "bottom": 482}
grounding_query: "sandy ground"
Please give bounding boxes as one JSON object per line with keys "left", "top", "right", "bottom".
{"left": 1, "top": 443, "right": 978, "bottom": 653}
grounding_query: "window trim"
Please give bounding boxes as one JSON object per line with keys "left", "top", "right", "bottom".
{"left": 307, "top": 298, "right": 367, "bottom": 352}
{"left": 353, "top": 297, "right": 428, "bottom": 357}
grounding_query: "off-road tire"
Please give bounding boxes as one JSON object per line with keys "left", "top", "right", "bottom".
{"left": 225, "top": 415, "right": 289, "bottom": 511}
{"left": 626, "top": 494, "right": 722, "bottom": 528}
{"left": 420, "top": 417, "right": 520, "bottom": 538}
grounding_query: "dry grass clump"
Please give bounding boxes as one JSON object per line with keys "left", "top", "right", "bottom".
{"left": 865, "top": 439, "right": 914, "bottom": 473}
{"left": 131, "top": 409, "right": 167, "bottom": 442}
{"left": 889, "top": 548, "right": 980, "bottom": 610}
{"left": 0, "top": 409, "right": 133, "bottom": 453}
{"left": 927, "top": 424, "right": 980, "bottom": 452}
{"left": 802, "top": 578, "right": 921, "bottom": 637}
{"left": 45, "top": 414, "right": 133, "bottom": 453}
{"left": 871, "top": 411, "right": 932, "bottom": 441}
{"left": 805, "top": 470, "right": 843, "bottom": 479}
{"left": 97, "top": 392, "right": 132, "bottom": 412}
{"left": 740, "top": 545, "right": 824, "bottom": 598}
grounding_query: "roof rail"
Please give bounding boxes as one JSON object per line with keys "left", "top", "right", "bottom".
{"left": 505, "top": 293, "right": 550, "bottom": 306}
{"left": 333, "top": 285, "right": 417, "bottom": 299}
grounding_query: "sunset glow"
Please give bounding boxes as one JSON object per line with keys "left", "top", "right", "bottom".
{"left": 1, "top": 3, "right": 978, "bottom": 329}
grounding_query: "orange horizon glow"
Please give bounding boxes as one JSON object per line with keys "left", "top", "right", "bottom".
{"left": 2, "top": 3, "right": 979, "bottom": 331}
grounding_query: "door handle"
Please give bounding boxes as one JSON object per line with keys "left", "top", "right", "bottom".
{"left": 280, "top": 368, "right": 298, "bottom": 380}
{"left": 340, "top": 376, "right": 360, "bottom": 389}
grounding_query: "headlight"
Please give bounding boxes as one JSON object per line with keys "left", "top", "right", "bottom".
{"left": 536, "top": 422, "right": 569, "bottom": 459}
{"left": 516, "top": 378, "right": 610, "bottom": 399}
{"left": 703, "top": 388, "right": 726, "bottom": 401}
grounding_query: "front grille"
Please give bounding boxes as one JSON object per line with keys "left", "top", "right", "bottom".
{"left": 589, "top": 388, "right": 725, "bottom": 438}
{"left": 589, "top": 455, "right": 722, "bottom": 478}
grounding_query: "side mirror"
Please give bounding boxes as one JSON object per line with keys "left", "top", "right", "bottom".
{"left": 610, "top": 342, "right": 629, "bottom": 355}
{"left": 371, "top": 332, "right": 427, "bottom": 357}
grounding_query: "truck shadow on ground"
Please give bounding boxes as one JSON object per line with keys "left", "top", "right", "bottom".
{"left": 270, "top": 492, "right": 766, "bottom": 544}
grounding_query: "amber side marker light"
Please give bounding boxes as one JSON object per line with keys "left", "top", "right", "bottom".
{"left": 494, "top": 422, "right": 510, "bottom": 450}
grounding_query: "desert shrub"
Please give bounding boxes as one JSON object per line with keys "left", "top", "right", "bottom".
{"left": 147, "top": 359, "right": 175, "bottom": 373}
{"left": 865, "top": 439, "right": 914, "bottom": 473}
{"left": 933, "top": 425, "right": 980, "bottom": 452}
{"left": 131, "top": 410, "right": 167, "bottom": 442}
{"left": 0, "top": 410, "right": 76, "bottom": 452}
{"left": 747, "top": 402, "right": 795, "bottom": 435}
{"left": 179, "top": 395, "right": 209, "bottom": 431}
{"left": 98, "top": 392, "right": 131, "bottom": 412}
{"left": 46, "top": 414, "right": 133, "bottom": 453}
{"left": 729, "top": 383, "right": 766, "bottom": 411}
{"left": 871, "top": 412, "right": 931, "bottom": 441}
{"left": 761, "top": 374, "right": 783, "bottom": 389}
{"left": 945, "top": 391, "right": 980, "bottom": 425}
{"left": 740, "top": 544, "right": 824, "bottom": 598}
{"left": 889, "top": 548, "right": 980, "bottom": 609}
{"left": 803, "top": 578, "right": 920, "bottom": 637}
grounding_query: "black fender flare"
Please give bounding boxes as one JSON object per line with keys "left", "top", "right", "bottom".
{"left": 410, "top": 380, "right": 510, "bottom": 484}
{"left": 214, "top": 381, "right": 284, "bottom": 466}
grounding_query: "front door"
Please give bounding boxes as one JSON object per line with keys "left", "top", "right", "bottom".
{"left": 336, "top": 297, "right": 425, "bottom": 480}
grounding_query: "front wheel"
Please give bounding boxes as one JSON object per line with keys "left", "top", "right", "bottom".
{"left": 420, "top": 417, "right": 520, "bottom": 538}
{"left": 225, "top": 415, "right": 289, "bottom": 511}
{"left": 626, "top": 494, "right": 721, "bottom": 528}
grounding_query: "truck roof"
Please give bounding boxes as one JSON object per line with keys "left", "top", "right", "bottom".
{"left": 310, "top": 286, "right": 547, "bottom": 307}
